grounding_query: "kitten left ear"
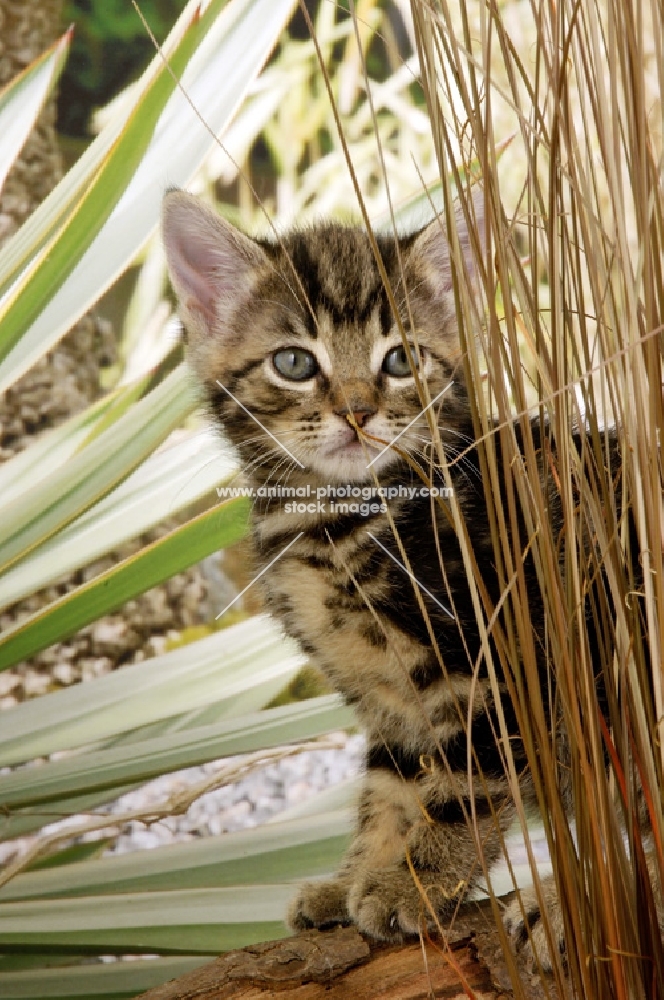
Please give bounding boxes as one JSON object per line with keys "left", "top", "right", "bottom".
{"left": 162, "top": 189, "right": 268, "bottom": 338}
{"left": 411, "top": 189, "right": 485, "bottom": 297}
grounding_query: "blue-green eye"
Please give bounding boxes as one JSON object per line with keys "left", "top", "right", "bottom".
{"left": 382, "top": 344, "right": 422, "bottom": 377}
{"left": 272, "top": 348, "right": 319, "bottom": 381}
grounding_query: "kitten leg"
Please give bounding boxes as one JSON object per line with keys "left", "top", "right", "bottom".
{"left": 289, "top": 746, "right": 511, "bottom": 940}
{"left": 503, "top": 875, "right": 565, "bottom": 970}
{"left": 288, "top": 877, "right": 352, "bottom": 931}
{"left": 347, "top": 770, "right": 510, "bottom": 940}
{"left": 288, "top": 774, "right": 411, "bottom": 932}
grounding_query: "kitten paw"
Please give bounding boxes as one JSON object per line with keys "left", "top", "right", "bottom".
{"left": 288, "top": 878, "right": 351, "bottom": 931}
{"left": 504, "top": 880, "right": 565, "bottom": 970}
{"left": 348, "top": 867, "right": 459, "bottom": 941}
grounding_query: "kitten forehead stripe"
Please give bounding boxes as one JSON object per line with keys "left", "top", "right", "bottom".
{"left": 284, "top": 230, "right": 392, "bottom": 332}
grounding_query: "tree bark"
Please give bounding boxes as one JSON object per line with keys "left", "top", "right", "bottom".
{"left": 136, "top": 908, "right": 564, "bottom": 1000}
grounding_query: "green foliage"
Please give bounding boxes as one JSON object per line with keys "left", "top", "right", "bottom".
{"left": 25, "top": 839, "right": 114, "bottom": 873}
{"left": 265, "top": 665, "right": 332, "bottom": 709}
{"left": 66, "top": 0, "right": 181, "bottom": 41}
{"left": 0, "top": 496, "right": 251, "bottom": 670}
{"left": 60, "top": 0, "right": 187, "bottom": 135}
{"left": 0, "top": 1, "right": 326, "bottom": 994}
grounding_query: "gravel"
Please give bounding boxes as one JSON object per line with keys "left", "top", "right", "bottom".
{"left": 0, "top": 734, "right": 365, "bottom": 869}
{"left": 107, "top": 733, "right": 365, "bottom": 854}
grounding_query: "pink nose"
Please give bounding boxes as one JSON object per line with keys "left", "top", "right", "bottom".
{"left": 335, "top": 407, "right": 376, "bottom": 428}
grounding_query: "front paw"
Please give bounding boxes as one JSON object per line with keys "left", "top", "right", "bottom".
{"left": 348, "top": 866, "right": 460, "bottom": 941}
{"left": 288, "top": 877, "right": 351, "bottom": 931}
{"left": 504, "top": 879, "right": 565, "bottom": 970}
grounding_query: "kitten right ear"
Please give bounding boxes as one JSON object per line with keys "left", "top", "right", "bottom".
{"left": 161, "top": 189, "right": 267, "bottom": 339}
{"left": 410, "top": 189, "right": 485, "bottom": 299}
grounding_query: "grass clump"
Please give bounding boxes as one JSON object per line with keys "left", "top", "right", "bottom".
{"left": 405, "top": 0, "right": 663, "bottom": 995}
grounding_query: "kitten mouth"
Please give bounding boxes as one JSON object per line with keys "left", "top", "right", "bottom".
{"left": 338, "top": 420, "right": 383, "bottom": 451}
{"left": 328, "top": 435, "right": 379, "bottom": 457}
{"left": 342, "top": 442, "right": 371, "bottom": 457}
{"left": 324, "top": 443, "right": 357, "bottom": 461}
{"left": 317, "top": 421, "right": 388, "bottom": 476}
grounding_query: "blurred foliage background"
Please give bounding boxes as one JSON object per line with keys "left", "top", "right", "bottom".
{"left": 59, "top": 1, "right": 186, "bottom": 136}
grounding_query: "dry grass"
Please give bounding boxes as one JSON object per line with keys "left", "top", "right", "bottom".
{"left": 306, "top": 0, "right": 662, "bottom": 995}
{"left": 204, "top": 0, "right": 661, "bottom": 991}
{"left": 405, "top": 0, "right": 662, "bottom": 995}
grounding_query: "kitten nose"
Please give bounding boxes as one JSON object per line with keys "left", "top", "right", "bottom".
{"left": 335, "top": 406, "right": 376, "bottom": 428}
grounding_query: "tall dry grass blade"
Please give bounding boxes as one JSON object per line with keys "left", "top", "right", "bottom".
{"left": 408, "top": 0, "right": 662, "bottom": 996}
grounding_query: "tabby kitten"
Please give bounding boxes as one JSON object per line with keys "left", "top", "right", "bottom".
{"left": 162, "top": 189, "right": 644, "bottom": 968}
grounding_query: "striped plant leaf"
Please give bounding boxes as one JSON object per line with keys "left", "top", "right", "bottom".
{"left": 0, "top": 696, "right": 354, "bottom": 839}
{"left": 0, "top": 615, "right": 304, "bottom": 764}
{"left": 0, "top": 808, "right": 353, "bottom": 902}
{"left": 0, "top": 428, "right": 237, "bottom": 609}
{"left": 0, "top": 0, "right": 297, "bottom": 392}
{"left": 0, "top": 365, "right": 197, "bottom": 580}
{"left": 0, "top": 29, "right": 72, "bottom": 194}
{"left": 0, "top": 957, "right": 208, "bottom": 1000}
{"left": 0, "top": 495, "right": 251, "bottom": 671}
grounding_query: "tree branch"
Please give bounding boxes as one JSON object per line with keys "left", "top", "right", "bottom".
{"left": 137, "top": 905, "right": 563, "bottom": 1000}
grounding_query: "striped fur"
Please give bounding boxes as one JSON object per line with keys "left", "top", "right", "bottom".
{"left": 162, "top": 190, "right": 651, "bottom": 966}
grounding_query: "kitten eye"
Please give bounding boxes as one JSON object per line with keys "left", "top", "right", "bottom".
{"left": 382, "top": 344, "right": 423, "bottom": 378}
{"left": 272, "top": 348, "right": 319, "bottom": 381}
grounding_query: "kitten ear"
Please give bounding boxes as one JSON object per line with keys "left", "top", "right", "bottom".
{"left": 162, "top": 189, "right": 267, "bottom": 337}
{"left": 411, "top": 189, "right": 485, "bottom": 297}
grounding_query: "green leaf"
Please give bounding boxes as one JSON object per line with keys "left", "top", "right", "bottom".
{"left": 0, "top": 365, "right": 197, "bottom": 581}
{"left": 0, "top": 884, "right": 292, "bottom": 954}
{"left": 0, "top": 956, "right": 209, "bottom": 1000}
{"left": 0, "top": 6, "right": 202, "bottom": 369}
{"left": 0, "top": 29, "right": 72, "bottom": 194}
{"left": 0, "top": 379, "right": 149, "bottom": 509}
{"left": 24, "top": 840, "right": 115, "bottom": 873}
{"left": 0, "top": 696, "right": 354, "bottom": 837}
{"left": 0, "top": 616, "right": 307, "bottom": 765}
{"left": 0, "top": 0, "right": 298, "bottom": 394}
{"left": 0, "top": 808, "right": 353, "bottom": 901}
{"left": 0, "top": 425, "right": 237, "bottom": 609}
{"left": 0, "top": 495, "right": 251, "bottom": 671}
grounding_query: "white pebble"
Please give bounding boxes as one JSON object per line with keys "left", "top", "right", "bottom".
{"left": 286, "top": 780, "right": 312, "bottom": 805}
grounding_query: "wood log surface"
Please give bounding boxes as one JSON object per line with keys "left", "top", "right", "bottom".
{"left": 137, "top": 902, "right": 562, "bottom": 1000}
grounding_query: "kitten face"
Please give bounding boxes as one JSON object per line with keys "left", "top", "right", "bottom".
{"left": 162, "top": 191, "right": 479, "bottom": 484}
